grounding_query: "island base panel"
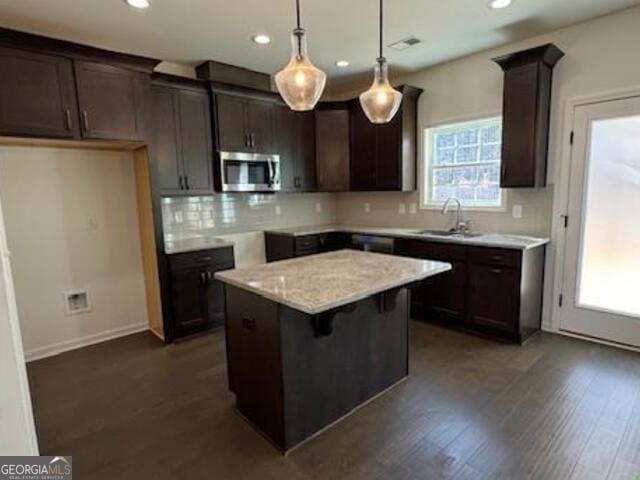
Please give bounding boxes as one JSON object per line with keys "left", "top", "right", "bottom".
{"left": 224, "top": 285, "right": 410, "bottom": 452}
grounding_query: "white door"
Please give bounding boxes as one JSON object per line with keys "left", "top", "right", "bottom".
{"left": 559, "top": 96, "right": 640, "bottom": 348}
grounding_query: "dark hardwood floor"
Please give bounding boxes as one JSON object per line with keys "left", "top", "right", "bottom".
{"left": 27, "top": 322, "right": 640, "bottom": 480}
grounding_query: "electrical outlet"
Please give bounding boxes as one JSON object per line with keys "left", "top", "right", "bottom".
{"left": 398, "top": 203, "right": 406, "bottom": 215}
{"left": 275, "top": 205, "right": 282, "bottom": 216}
{"left": 364, "top": 202, "right": 371, "bottom": 213}
{"left": 409, "top": 203, "right": 417, "bottom": 214}
{"left": 512, "top": 204, "right": 523, "bottom": 219}
{"left": 86, "top": 213, "right": 99, "bottom": 231}
{"left": 315, "top": 202, "right": 322, "bottom": 213}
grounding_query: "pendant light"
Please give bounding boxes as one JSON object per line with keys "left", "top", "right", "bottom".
{"left": 275, "top": 0, "right": 326, "bottom": 111}
{"left": 359, "top": 0, "right": 403, "bottom": 124}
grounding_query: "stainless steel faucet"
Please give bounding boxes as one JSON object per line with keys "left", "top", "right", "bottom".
{"left": 441, "top": 197, "right": 471, "bottom": 233}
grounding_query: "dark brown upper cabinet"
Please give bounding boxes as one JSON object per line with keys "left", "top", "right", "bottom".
{"left": 150, "top": 78, "right": 213, "bottom": 196}
{"left": 214, "top": 93, "right": 276, "bottom": 153}
{"left": 74, "top": 61, "right": 146, "bottom": 141}
{"left": 315, "top": 106, "right": 350, "bottom": 192}
{"left": 275, "top": 106, "right": 316, "bottom": 192}
{"left": 0, "top": 28, "right": 159, "bottom": 143}
{"left": 493, "top": 44, "right": 564, "bottom": 188}
{"left": 349, "top": 85, "right": 423, "bottom": 191}
{"left": 0, "top": 47, "right": 79, "bottom": 138}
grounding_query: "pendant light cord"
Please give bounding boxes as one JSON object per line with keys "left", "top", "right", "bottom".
{"left": 379, "top": 0, "right": 383, "bottom": 60}
{"left": 294, "top": 0, "right": 303, "bottom": 59}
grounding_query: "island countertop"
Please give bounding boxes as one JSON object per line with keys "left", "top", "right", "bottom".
{"left": 215, "top": 250, "right": 451, "bottom": 315}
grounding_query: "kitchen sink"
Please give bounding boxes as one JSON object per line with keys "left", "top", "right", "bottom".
{"left": 414, "top": 229, "right": 484, "bottom": 238}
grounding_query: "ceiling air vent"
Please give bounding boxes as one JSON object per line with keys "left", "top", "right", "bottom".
{"left": 388, "top": 36, "right": 422, "bottom": 51}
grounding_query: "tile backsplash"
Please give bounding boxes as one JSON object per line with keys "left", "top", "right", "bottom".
{"left": 161, "top": 193, "right": 337, "bottom": 242}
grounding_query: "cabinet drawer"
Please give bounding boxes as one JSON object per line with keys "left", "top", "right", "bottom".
{"left": 295, "top": 235, "right": 320, "bottom": 253}
{"left": 468, "top": 247, "right": 521, "bottom": 268}
{"left": 168, "top": 247, "right": 234, "bottom": 272}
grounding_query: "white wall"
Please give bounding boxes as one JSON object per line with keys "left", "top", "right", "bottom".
{"left": 0, "top": 193, "right": 38, "bottom": 455}
{"left": 0, "top": 146, "right": 149, "bottom": 361}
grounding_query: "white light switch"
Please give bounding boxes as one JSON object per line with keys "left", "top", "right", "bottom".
{"left": 398, "top": 203, "right": 406, "bottom": 215}
{"left": 364, "top": 203, "right": 371, "bottom": 213}
{"left": 315, "top": 202, "right": 322, "bottom": 213}
{"left": 512, "top": 204, "right": 523, "bottom": 219}
{"left": 275, "top": 205, "right": 282, "bottom": 216}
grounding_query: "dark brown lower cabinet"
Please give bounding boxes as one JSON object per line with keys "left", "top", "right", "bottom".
{"left": 395, "top": 239, "right": 545, "bottom": 344}
{"left": 265, "top": 231, "right": 352, "bottom": 262}
{"left": 395, "top": 240, "right": 466, "bottom": 324}
{"left": 168, "top": 247, "right": 234, "bottom": 338}
{"left": 467, "top": 263, "right": 519, "bottom": 332}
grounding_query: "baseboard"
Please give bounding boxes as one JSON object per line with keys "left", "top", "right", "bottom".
{"left": 24, "top": 322, "right": 149, "bottom": 362}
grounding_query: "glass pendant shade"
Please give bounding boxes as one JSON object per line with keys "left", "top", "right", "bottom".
{"left": 275, "top": 28, "right": 326, "bottom": 111}
{"left": 359, "top": 58, "right": 403, "bottom": 124}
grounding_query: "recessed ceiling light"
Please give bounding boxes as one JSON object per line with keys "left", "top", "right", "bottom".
{"left": 252, "top": 34, "right": 271, "bottom": 45}
{"left": 124, "top": 0, "right": 151, "bottom": 9}
{"left": 488, "top": 0, "right": 512, "bottom": 9}
{"left": 335, "top": 60, "right": 350, "bottom": 68}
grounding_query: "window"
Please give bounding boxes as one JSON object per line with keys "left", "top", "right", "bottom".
{"left": 423, "top": 117, "right": 504, "bottom": 209}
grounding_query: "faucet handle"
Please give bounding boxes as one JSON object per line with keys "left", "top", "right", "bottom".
{"left": 459, "top": 219, "right": 472, "bottom": 233}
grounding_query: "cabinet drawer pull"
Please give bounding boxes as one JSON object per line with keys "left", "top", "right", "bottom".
{"left": 250, "top": 133, "right": 255, "bottom": 148}
{"left": 64, "top": 109, "right": 72, "bottom": 131}
{"left": 81, "top": 110, "right": 90, "bottom": 132}
{"left": 491, "top": 268, "right": 503, "bottom": 274}
{"left": 200, "top": 256, "right": 213, "bottom": 262}
{"left": 491, "top": 255, "right": 502, "bottom": 261}
{"left": 242, "top": 316, "right": 256, "bottom": 331}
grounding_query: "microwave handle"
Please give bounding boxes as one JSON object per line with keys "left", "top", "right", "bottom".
{"left": 267, "top": 158, "right": 275, "bottom": 187}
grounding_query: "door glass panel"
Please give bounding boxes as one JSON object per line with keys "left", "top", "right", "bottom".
{"left": 577, "top": 114, "right": 640, "bottom": 318}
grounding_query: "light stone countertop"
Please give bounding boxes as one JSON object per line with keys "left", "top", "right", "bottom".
{"left": 265, "top": 225, "right": 549, "bottom": 250}
{"left": 215, "top": 249, "right": 452, "bottom": 314}
{"left": 164, "top": 237, "right": 235, "bottom": 255}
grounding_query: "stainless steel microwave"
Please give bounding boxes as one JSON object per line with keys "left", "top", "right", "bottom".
{"left": 219, "top": 152, "right": 281, "bottom": 192}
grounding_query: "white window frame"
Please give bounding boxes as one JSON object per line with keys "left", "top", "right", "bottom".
{"left": 420, "top": 116, "right": 507, "bottom": 212}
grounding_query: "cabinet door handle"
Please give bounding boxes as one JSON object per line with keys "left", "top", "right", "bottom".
{"left": 184, "top": 175, "right": 190, "bottom": 190}
{"left": 64, "top": 109, "right": 72, "bottom": 131}
{"left": 179, "top": 176, "right": 184, "bottom": 190}
{"left": 200, "top": 272, "right": 207, "bottom": 284}
{"left": 491, "top": 268, "right": 503, "bottom": 274}
{"left": 207, "top": 271, "right": 213, "bottom": 284}
{"left": 242, "top": 316, "right": 256, "bottom": 331}
{"left": 501, "top": 163, "right": 507, "bottom": 179}
{"left": 248, "top": 133, "right": 254, "bottom": 148}
{"left": 245, "top": 132, "right": 250, "bottom": 147}
{"left": 81, "top": 111, "right": 90, "bottom": 132}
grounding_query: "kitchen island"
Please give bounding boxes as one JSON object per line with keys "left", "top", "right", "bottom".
{"left": 215, "top": 250, "right": 451, "bottom": 452}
